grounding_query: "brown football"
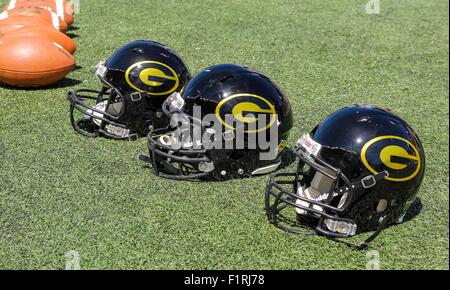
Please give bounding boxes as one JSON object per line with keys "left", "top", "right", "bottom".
{"left": 3, "top": 0, "right": 74, "bottom": 26}
{"left": 0, "top": 7, "right": 68, "bottom": 32}
{"left": 0, "top": 15, "right": 52, "bottom": 34}
{"left": 0, "top": 35, "right": 76, "bottom": 87}
{"left": 0, "top": 26, "right": 77, "bottom": 54}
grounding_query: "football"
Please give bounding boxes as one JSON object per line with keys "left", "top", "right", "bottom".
{"left": 3, "top": 0, "right": 74, "bottom": 26}
{"left": 0, "top": 7, "right": 68, "bottom": 32}
{"left": 0, "top": 35, "right": 75, "bottom": 87}
{"left": 0, "top": 26, "right": 77, "bottom": 54}
{"left": 0, "top": 15, "right": 52, "bottom": 34}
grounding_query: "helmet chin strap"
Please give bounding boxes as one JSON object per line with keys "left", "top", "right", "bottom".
{"left": 336, "top": 170, "right": 389, "bottom": 193}
{"left": 331, "top": 170, "right": 390, "bottom": 250}
{"left": 355, "top": 215, "right": 388, "bottom": 250}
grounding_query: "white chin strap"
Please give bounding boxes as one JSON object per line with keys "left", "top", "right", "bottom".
{"left": 159, "top": 134, "right": 180, "bottom": 146}
{"left": 295, "top": 186, "right": 324, "bottom": 216}
{"left": 159, "top": 133, "right": 193, "bottom": 149}
{"left": 86, "top": 101, "right": 107, "bottom": 126}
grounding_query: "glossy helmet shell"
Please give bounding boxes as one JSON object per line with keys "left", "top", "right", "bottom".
{"left": 146, "top": 64, "right": 293, "bottom": 180}
{"left": 102, "top": 40, "right": 191, "bottom": 108}
{"left": 309, "top": 104, "right": 425, "bottom": 232}
{"left": 181, "top": 64, "right": 293, "bottom": 141}
{"left": 67, "top": 40, "right": 191, "bottom": 140}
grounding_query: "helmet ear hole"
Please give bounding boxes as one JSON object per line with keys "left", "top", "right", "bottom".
{"left": 376, "top": 199, "right": 388, "bottom": 213}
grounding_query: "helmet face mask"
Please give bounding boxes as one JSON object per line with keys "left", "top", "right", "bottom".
{"left": 139, "top": 64, "right": 294, "bottom": 180}
{"left": 266, "top": 135, "right": 373, "bottom": 238}
{"left": 145, "top": 106, "right": 283, "bottom": 180}
{"left": 146, "top": 126, "right": 213, "bottom": 180}
{"left": 146, "top": 127, "right": 285, "bottom": 180}
{"left": 67, "top": 40, "right": 191, "bottom": 140}
{"left": 68, "top": 86, "right": 143, "bottom": 140}
{"left": 265, "top": 105, "right": 425, "bottom": 248}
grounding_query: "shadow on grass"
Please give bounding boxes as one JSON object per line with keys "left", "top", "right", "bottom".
{"left": 279, "top": 147, "right": 297, "bottom": 170}
{"left": 401, "top": 197, "right": 423, "bottom": 223}
{"left": 0, "top": 77, "right": 82, "bottom": 91}
{"left": 66, "top": 32, "right": 79, "bottom": 39}
{"left": 67, "top": 26, "right": 79, "bottom": 32}
{"left": 72, "top": 65, "right": 83, "bottom": 72}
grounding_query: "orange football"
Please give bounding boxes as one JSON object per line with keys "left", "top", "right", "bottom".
{"left": 3, "top": 0, "right": 74, "bottom": 26}
{"left": 0, "top": 7, "right": 68, "bottom": 32}
{"left": 0, "top": 35, "right": 76, "bottom": 87}
{"left": 0, "top": 15, "right": 53, "bottom": 34}
{"left": 0, "top": 26, "right": 77, "bottom": 54}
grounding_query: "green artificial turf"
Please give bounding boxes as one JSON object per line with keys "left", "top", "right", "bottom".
{"left": 0, "top": 0, "right": 448, "bottom": 270}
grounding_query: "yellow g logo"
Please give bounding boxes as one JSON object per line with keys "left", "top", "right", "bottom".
{"left": 125, "top": 61, "right": 179, "bottom": 96}
{"left": 361, "top": 135, "right": 421, "bottom": 182}
{"left": 215, "top": 94, "right": 276, "bottom": 133}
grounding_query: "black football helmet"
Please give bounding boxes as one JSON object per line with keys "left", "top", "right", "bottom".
{"left": 265, "top": 104, "right": 425, "bottom": 248}
{"left": 139, "top": 64, "right": 294, "bottom": 180}
{"left": 67, "top": 40, "right": 191, "bottom": 140}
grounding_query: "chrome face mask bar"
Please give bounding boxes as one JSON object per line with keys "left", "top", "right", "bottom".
{"left": 67, "top": 63, "right": 149, "bottom": 140}
{"left": 265, "top": 148, "right": 356, "bottom": 235}
{"left": 139, "top": 125, "right": 213, "bottom": 180}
